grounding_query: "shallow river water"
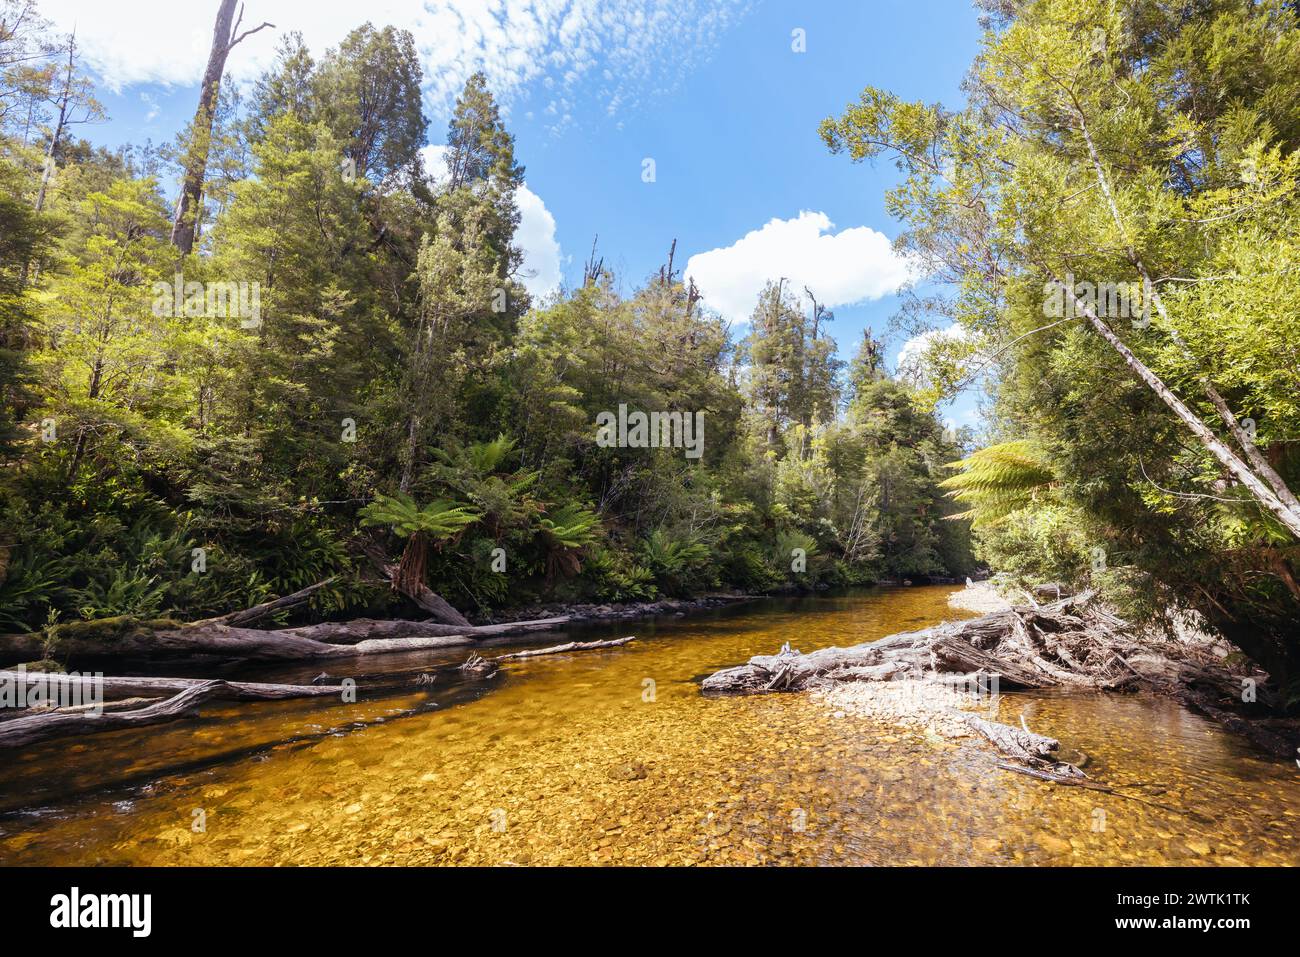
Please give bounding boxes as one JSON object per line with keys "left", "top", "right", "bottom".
{"left": 1, "top": 585, "right": 1297, "bottom": 865}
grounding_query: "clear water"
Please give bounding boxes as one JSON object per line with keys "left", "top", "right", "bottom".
{"left": 2, "top": 586, "right": 1297, "bottom": 865}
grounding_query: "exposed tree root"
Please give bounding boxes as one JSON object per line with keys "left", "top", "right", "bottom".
{"left": 701, "top": 593, "right": 1298, "bottom": 764}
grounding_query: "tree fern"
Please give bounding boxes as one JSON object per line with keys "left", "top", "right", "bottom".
{"left": 939, "top": 441, "right": 1056, "bottom": 525}
{"left": 537, "top": 503, "right": 601, "bottom": 579}
{"left": 360, "top": 493, "right": 481, "bottom": 596}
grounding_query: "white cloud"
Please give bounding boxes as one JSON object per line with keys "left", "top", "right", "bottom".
{"left": 514, "top": 183, "right": 562, "bottom": 299}
{"left": 41, "top": 0, "right": 751, "bottom": 130}
{"left": 419, "top": 145, "right": 561, "bottom": 300}
{"left": 684, "top": 211, "right": 918, "bottom": 323}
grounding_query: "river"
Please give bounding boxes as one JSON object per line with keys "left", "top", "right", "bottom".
{"left": 1, "top": 585, "right": 1297, "bottom": 865}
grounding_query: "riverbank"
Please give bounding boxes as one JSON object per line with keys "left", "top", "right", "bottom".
{"left": 946, "top": 581, "right": 1011, "bottom": 614}
{"left": 474, "top": 592, "right": 756, "bottom": 627}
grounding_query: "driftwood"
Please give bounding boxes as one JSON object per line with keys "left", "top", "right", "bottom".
{"left": 0, "top": 680, "right": 230, "bottom": 749}
{"left": 0, "top": 614, "right": 571, "bottom": 666}
{"left": 459, "top": 653, "right": 499, "bottom": 678}
{"left": 495, "top": 636, "right": 636, "bottom": 660}
{"left": 701, "top": 592, "right": 1298, "bottom": 769}
{"left": 0, "top": 670, "right": 352, "bottom": 704}
{"left": 964, "top": 714, "right": 1059, "bottom": 763}
{"left": 38, "top": 696, "right": 164, "bottom": 715}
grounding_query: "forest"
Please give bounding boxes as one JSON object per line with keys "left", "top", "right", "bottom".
{"left": 1, "top": 0, "right": 1299, "bottom": 880}
{"left": 0, "top": 0, "right": 978, "bottom": 648}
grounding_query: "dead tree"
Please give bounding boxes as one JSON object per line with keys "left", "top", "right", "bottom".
{"left": 169, "top": 1, "right": 273, "bottom": 254}
{"left": 33, "top": 29, "right": 100, "bottom": 214}
{"left": 582, "top": 234, "right": 604, "bottom": 286}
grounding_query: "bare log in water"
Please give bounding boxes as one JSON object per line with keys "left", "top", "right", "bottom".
{"left": 0, "top": 670, "right": 352, "bottom": 704}
{"left": 495, "top": 636, "right": 636, "bottom": 660}
{"left": 0, "top": 680, "right": 230, "bottom": 749}
{"left": 964, "top": 714, "right": 1059, "bottom": 762}
{"left": 0, "top": 614, "right": 572, "bottom": 666}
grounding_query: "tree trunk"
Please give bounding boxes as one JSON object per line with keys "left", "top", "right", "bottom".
{"left": 1059, "top": 277, "right": 1300, "bottom": 539}
{"left": 0, "top": 670, "right": 349, "bottom": 703}
{"left": 494, "top": 636, "right": 634, "bottom": 660}
{"left": 1074, "top": 110, "right": 1300, "bottom": 529}
{"left": 0, "top": 680, "right": 229, "bottom": 749}
{"left": 169, "top": 1, "right": 272, "bottom": 254}
{"left": 0, "top": 613, "right": 569, "bottom": 665}
{"left": 382, "top": 562, "right": 473, "bottom": 627}
{"left": 192, "top": 576, "right": 337, "bottom": 627}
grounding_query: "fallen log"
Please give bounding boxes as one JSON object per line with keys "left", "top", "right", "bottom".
{"left": 192, "top": 577, "right": 338, "bottom": 627}
{"left": 930, "top": 634, "right": 1052, "bottom": 689}
{"left": 0, "top": 670, "right": 352, "bottom": 703}
{"left": 701, "top": 628, "right": 935, "bottom": 696}
{"left": 277, "top": 615, "right": 570, "bottom": 646}
{"left": 0, "top": 614, "right": 572, "bottom": 665}
{"left": 0, "top": 680, "right": 229, "bottom": 749}
{"left": 1177, "top": 686, "right": 1296, "bottom": 759}
{"left": 964, "top": 714, "right": 1059, "bottom": 763}
{"left": 381, "top": 563, "right": 472, "bottom": 627}
{"left": 17, "top": 696, "right": 164, "bottom": 717}
{"left": 495, "top": 636, "right": 635, "bottom": 660}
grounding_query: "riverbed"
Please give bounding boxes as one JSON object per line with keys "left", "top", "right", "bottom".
{"left": 1, "top": 585, "right": 1296, "bottom": 865}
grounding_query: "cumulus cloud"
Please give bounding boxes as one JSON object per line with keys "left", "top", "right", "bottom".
{"left": 513, "top": 185, "right": 562, "bottom": 299}
{"left": 419, "top": 145, "right": 561, "bottom": 300}
{"left": 684, "top": 211, "right": 918, "bottom": 324}
{"left": 40, "top": 0, "right": 752, "bottom": 130}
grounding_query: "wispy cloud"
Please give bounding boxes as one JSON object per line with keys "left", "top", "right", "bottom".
{"left": 139, "top": 92, "right": 160, "bottom": 123}
{"left": 41, "top": 0, "right": 752, "bottom": 131}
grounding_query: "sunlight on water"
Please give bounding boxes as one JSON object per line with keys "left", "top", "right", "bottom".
{"left": 1, "top": 586, "right": 1297, "bottom": 865}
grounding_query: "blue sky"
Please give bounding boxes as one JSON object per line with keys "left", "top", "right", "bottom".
{"left": 46, "top": 0, "right": 984, "bottom": 429}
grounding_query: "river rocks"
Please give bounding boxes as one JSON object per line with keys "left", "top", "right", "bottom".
{"left": 946, "top": 582, "right": 1013, "bottom": 614}
{"left": 813, "top": 679, "right": 987, "bottom": 738}
{"left": 1033, "top": 831, "right": 1073, "bottom": 856}
{"left": 607, "top": 761, "right": 649, "bottom": 782}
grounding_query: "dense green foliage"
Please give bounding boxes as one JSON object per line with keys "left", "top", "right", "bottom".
{"left": 822, "top": 0, "right": 1300, "bottom": 697}
{"left": 0, "top": 3, "right": 974, "bottom": 634}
